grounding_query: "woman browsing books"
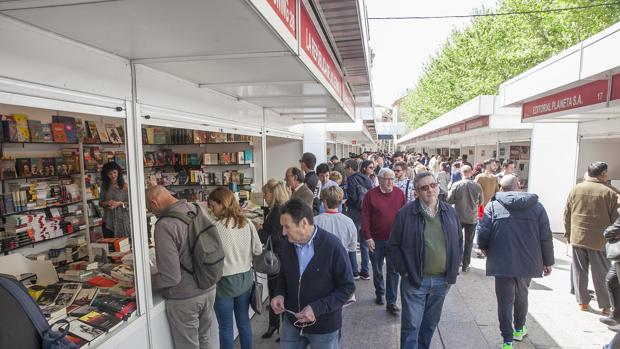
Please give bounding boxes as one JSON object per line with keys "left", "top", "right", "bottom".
{"left": 100, "top": 161, "right": 130, "bottom": 238}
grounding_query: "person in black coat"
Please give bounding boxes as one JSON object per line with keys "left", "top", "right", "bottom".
{"left": 602, "top": 212, "right": 620, "bottom": 328}
{"left": 258, "top": 179, "right": 290, "bottom": 339}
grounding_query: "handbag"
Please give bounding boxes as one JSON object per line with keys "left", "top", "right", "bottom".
{"left": 253, "top": 236, "right": 280, "bottom": 275}
{"left": 606, "top": 238, "right": 620, "bottom": 261}
{"left": 250, "top": 269, "right": 263, "bottom": 315}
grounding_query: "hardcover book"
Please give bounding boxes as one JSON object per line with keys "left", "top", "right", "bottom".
{"left": 42, "top": 158, "right": 55, "bottom": 176}
{"left": 41, "top": 123, "right": 53, "bottom": 142}
{"left": 105, "top": 124, "right": 123, "bottom": 144}
{"left": 73, "top": 287, "right": 99, "bottom": 306}
{"left": 2, "top": 157, "right": 16, "bottom": 179}
{"left": 85, "top": 121, "right": 101, "bottom": 143}
{"left": 52, "top": 123, "right": 68, "bottom": 143}
{"left": 67, "top": 319, "right": 105, "bottom": 343}
{"left": 116, "top": 126, "right": 125, "bottom": 144}
{"left": 53, "top": 116, "right": 77, "bottom": 143}
{"left": 96, "top": 122, "right": 110, "bottom": 143}
{"left": 15, "top": 158, "right": 32, "bottom": 177}
{"left": 29, "top": 158, "right": 43, "bottom": 176}
{"left": 37, "top": 283, "right": 63, "bottom": 306}
{"left": 27, "top": 120, "right": 44, "bottom": 142}
{"left": 79, "top": 311, "right": 123, "bottom": 332}
{"left": 2, "top": 120, "right": 19, "bottom": 142}
{"left": 55, "top": 282, "right": 82, "bottom": 306}
{"left": 9, "top": 114, "right": 31, "bottom": 142}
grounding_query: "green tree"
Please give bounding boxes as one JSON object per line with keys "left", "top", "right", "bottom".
{"left": 402, "top": 0, "right": 620, "bottom": 128}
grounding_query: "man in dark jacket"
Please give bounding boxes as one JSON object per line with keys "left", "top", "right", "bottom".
{"left": 299, "top": 152, "right": 319, "bottom": 195}
{"left": 344, "top": 158, "right": 373, "bottom": 280}
{"left": 603, "top": 213, "right": 620, "bottom": 328}
{"left": 272, "top": 199, "right": 355, "bottom": 348}
{"left": 477, "top": 175, "right": 554, "bottom": 349}
{"left": 388, "top": 171, "right": 462, "bottom": 349}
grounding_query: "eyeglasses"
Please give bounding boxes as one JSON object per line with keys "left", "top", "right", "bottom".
{"left": 417, "top": 182, "right": 438, "bottom": 192}
{"left": 380, "top": 177, "right": 395, "bottom": 181}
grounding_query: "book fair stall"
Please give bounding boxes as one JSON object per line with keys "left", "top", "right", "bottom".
{"left": 498, "top": 21, "right": 620, "bottom": 232}
{"left": 396, "top": 95, "right": 533, "bottom": 188}
{"left": 0, "top": 0, "right": 371, "bottom": 347}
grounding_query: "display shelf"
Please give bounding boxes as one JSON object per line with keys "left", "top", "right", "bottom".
{"left": 1, "top": 228, "right": 86, "bottom": 254}
{"left": 1, "top": 173, "right": 81, "bottom": 181}
{"left": 144, "top": 163, "right": 252, "bottom": 170}
{"left": 1, "top": 141, "right": 80, "bottom": 145}
{"left": 3, "top": 200, "right": 83, "bottom": 217}
{"left": 165, "top": 183, "right": 252, "bottom": 188}
{"left": 143, "top": 141, "right": 251, "bottom": 146}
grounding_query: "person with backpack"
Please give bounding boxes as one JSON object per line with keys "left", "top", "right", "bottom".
{"left": 147, "top": 185, "right": 223, "bottom": 349}
{"left": 344, "top": 158, "right": 372, "bottom": 280}
{"left": 207, "top": 187, "right": 262, "bottom": 349}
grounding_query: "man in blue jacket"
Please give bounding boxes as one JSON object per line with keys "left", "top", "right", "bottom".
{"left": 388, "top": 171, "right": 462, "bottom": 349}
{"left": 272, "top": 198, "right": 355, "bottom": 349}
{"left": 344, "top": 158, "right": 372, "bottom": 280}
{"left": 477, "top": 174, "right": 554, "bottom": 349}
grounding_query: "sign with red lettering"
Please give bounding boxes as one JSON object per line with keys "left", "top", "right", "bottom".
{"left": 266, "top": 0, "right": 296, "bottom": 36}
{"left": 437, "top": 128, "right": 450, "bottom": 137}
{"left": 522, "top": 79, "right": 608, "bottom": 119}
{"left": 611, "top": 74, "right": 620, "bottom": 101}
{"left": 300, "top": 2, "right": 343, "bottom": 97}
{"left": 465, "top": 115, "right": 489, "bottom": 130}
{"left": 449, "top": 123, "right": 465, "bottom": 134}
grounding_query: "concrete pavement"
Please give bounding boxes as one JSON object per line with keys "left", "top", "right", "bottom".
{"left": 247, "top": 236, "right": 612, "bottom": 348}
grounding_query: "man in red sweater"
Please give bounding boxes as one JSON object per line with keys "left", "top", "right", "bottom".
{"left": 362, "top": 167, "right": 406, "bottom": 315}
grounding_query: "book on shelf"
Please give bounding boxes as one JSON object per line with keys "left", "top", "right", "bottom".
{"left": 153, "top": 127, "right": 167, "bottom": 144}
{"left": 15, "top": 158, "right": 32, "bottom": 177}
{"left": 37, "top": 283, "right": 63, "bottom": 306}
{"left": 52, "top": 115, "right": 78, "bottom": 143}
{"left": 116, "top": 125, "right": 125, "bottom": 144}
{"left": 66, "top": 319, "right": 105, "bottom": 344}
{"left": 73, "top": 286, "right": 100, "bottom": 306}
{"left": 75, "top": 118, "right": 86, "bottom": 142}
{"left": 27, "top": 120, "right": 44, "bottom": 142}
{"left": 243, "top": 149, "right": 253, "bottom": 163}
{"left": 65, "top": 334, "right": 89, "bottom": 348}
{"left": 91, "top": 293, "right": 137, "bottom": 320}
{"left": 41, "top": 304, "right": 67, "bottom": 323}
{"left": 84, "top": 121, "right": 102, "bottom": 144}
{"left": 105, "top": 124, "right": 123, "bottom": 144}
{"left": 145, "top": 127, "right": 155, "bottom": 144}
{"left": 2, "top": 157, "right": 17, "bottom": 179}
{"left": 52, "top": 123, "right": 68, "bottom": 143}
{"left": 41, "top": 123, "right": 53, "bottom": 142}
{"left": 2, "top": 119, "right": 19, "bottom": 142}
{"left": 54, "top": 282, "right": 82, "bottom": 306}
{"left": 8, "top": 114, "right": 31, "bottom": 142}
{"left": 114, "top": 151, "right": 126, "bottom": 169}
{"left": 96, "top": 122, "right": 110, "bottom": 143}
{"left": 79, "top": 310, "right": 123, "bottom": 332}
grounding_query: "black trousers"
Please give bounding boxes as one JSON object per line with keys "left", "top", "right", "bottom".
{"left": 461, "top": 223, "right": 477, "bottom": 268}
{"left": 267, "top": 276, "right": 280, "bottom": 328}
{"left": 495, "top": 277, "right": 531, "bottom": 342}
{"left": 606, "top": 262, "right": 620, "bottom": 319}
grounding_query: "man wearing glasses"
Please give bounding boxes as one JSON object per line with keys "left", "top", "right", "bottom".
{"left": 393, "top": 161, "right": 415, "bottom": 202}
{"left": 272, "top": 198, "right": 356, "bottom": 349}
{"left": 388, "top": 172, "right": 462, "bottom": 349}
{"left": 361, "top": 168, "right": 405, "bottom": 315}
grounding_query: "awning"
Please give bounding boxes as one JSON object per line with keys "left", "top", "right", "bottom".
{"left": 0, "top": 0, "right": 372, "bottom": 124}
{"left": 395, "top": 95, "right": 528, "bottom": 146}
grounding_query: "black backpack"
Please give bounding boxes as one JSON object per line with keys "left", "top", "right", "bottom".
{"left": 0, "top": 275, "right": 77, "bottom": 349}
{"left": 157, "top": 202, "right": 225, "bottom": 289}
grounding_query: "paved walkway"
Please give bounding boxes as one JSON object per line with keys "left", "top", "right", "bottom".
{"left": 247, "top": 236, "right": 612, "bottom": 349}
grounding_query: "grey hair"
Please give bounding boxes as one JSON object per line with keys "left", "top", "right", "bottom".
{"left": 378, "top": 167, "right": 395, "bottom": 179}
{"left": 413, "top": 171, "right": 435, "bottom": 188}
{"left": 499, "top": 174, "right": 520, "bottom": 191}
{"left": 461, "top": 165, "right": 472, "bottom": 175}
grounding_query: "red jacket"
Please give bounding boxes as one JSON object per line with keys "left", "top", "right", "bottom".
{"left": 361, "top": 187, "right": 405, "bottom": 241}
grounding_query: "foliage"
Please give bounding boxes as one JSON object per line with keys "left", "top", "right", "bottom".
{"left": 401, "top": 0, "right": 620, "bottom": 128}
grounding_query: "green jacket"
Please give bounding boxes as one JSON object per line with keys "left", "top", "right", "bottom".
{"left": 564, "top": 178, "right": 619, "bottom": 251}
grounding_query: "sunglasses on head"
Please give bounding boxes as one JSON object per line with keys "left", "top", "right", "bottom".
{"left": 417, "top": 182, "right": 438, "bottom": 192}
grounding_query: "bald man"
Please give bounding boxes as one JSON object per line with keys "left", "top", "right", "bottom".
{"left": 148, "top": 185, "right": 217, "bottom": 349}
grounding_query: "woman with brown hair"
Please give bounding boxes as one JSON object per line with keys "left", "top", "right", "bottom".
{"left": 208, "top": 187, "right": 262, "bottom": 349}
{"left": 258, "top": 179, "right": 289, "bottom": 339}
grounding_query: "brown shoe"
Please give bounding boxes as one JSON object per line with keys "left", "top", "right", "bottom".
{"left": 579, "top": 304, "right": 590, "bottom": 311}
{"left": 602, "top": 308, "right": 613, "bottom": 316}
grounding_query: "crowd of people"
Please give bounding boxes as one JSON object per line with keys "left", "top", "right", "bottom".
{"left": 147, "top": 149, "right": 620, "bottom": 349}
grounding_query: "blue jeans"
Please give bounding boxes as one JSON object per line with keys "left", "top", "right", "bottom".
{"left": 280, "top": 316, "right": 340, "bottom": 349}
{"left": 370, "top": 239, "right": 399, "bottom": 304}
{"left": 400, "top": 276, "right": 451, "bottom": 349}
{"left": 348, "top": 251, "right": 358, "bottom": 277}
{"left": 356, "top": 222, "right": 369, "bottom": 274}
{"left": 213, "top": 288, "right": 252, "bottom": 349}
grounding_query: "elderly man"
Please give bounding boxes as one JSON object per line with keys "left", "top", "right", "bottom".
{"left": 447, "top": 165, "right": 483, "bottom": 272}
{"left": 477, "top": 175, "right": 554, "bottom": 349}
{"left": 361, "top": 168, "right": 406, "bottom": 314}
{"left": 389, "top": 172, "right": 462, "bottom": 349}
{"left": 147, "top": 185, "right": 219, "bottom": 349}
{"left": 564, "top": 161, "right": 619, "bottom": 313}
{"left": 272, "top": 199, "right": 355, "bottom": 349}
{"left": 285, "top": 167, "right": 314, "bottom": 209}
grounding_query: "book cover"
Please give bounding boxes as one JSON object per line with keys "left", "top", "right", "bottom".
{"left": 15, "top": 158, "right": 32, "bottom": 177}
{"left": 55, "top": 157, "right": 67, "bottom": 175}
{"left": 153, "top": 127, "right": 166, "bottom": 144}
{"left": 79, "top": 311, "right": 122, "bottom": 332}
{"left": 29, "top": 158, "right": 43, "bottom": 176}
{"left": 85, "top": 121, "right": 101, "bottom": 143}
{"left": 116, "top": 126, "right": 125, "bottom": 144}
{"left": 2, "top": 120, "right": 19, "bottom": 142}
{"left": 141, "top": 127, "right": 148, "bottom": 144}
{"left": 237, "top": 151, "right": 245, "bottom": 164}
{"left": 96, "top": 122, "right": 110, "bottom": 143}
{"left": 53, "top": 115, "right": 77, "bottom": 143}
{"left": 91, "top": 294, "right": 136, "bottom": 319}
{"left": 37, "top": 283, "right": 63, "bottom": 306}
{"left": 145, "top": 127, "right": 155, "bottom": 144}
{"left": 55, "top": 282, "right": 82, "bottom": 306}
{"left": 68, "top": 319, "right": 105, "bottom": 342}
{"left": 105, "top": 124, "right": 123, "bottom": 144}
{"left": 52, "top": 123, "right": 68, "bottom": 143}
{"left": 41, "top": 123, "right": 53, "bottom": 142}
{"left": 65, "top": 334, "right": 89, "bottom": 348}
{"left": 143, "top": 152, "right": 155, "bottom": 167}
{"left": 154, "top": 151, "right": 165, "bottom": 166}
{"left": 73, "top": 287, "right": 99, "bottom": 306}
{"left": 9, "top": 114, "right": 31, "bottom": 142}
{"left": 75, "top": 118, "right": 86, "bottom": 142}
{"left": 244, "top": 149, "right": 253, "bottom": 163}
{"left": 27, "top": 120, "right": 44, "bottom": 142}
{"left": 2, "top": 157, "right": 16, "bottom": 179}
{"left": 193, "top": 130, "right": 203, "bottom": 144}
{"left": 114, "top": 151, "right": 126, "bottom": 169}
